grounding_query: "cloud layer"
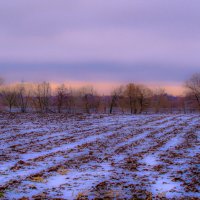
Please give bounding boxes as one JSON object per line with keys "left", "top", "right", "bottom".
{"left": 0, "top": 0, "right": 200, "bottom": 93}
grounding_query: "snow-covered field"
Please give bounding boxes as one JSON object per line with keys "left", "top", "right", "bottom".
{"left": 0, "top": 113, "right": 199, "bottom": 200}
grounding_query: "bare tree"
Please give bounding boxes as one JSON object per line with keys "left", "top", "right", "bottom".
{"left": 79, "top": 86, "right": 99, "bottom": 114}
{"left": 34, "top": 82, "right": 51, "bottom": 113}
{"left": 65, "top": 88, "right": 76, "bottom": 114}
{"left": 98, "top": 95, "right": 108, "bottom": 113}
{"left": 109, "top": 91, "right": 118, "bottom": 114}
{"left": 137, "top": 85, "right": 152, "bottom": 114}
{"left": 1, "top": 86, "right": 17, "bottom": 112}
{"left": 55, "top": 84, "right": 67, "bottom": 113}
{"left": 124, "top": 83, "right": 140, "bottom": 114}
{"left": 152, "top": 88, "right": 170, "bottom": 113}
{"left": 16, "top": 83, "right": 31, "bottom": 113}
{"left": 109, "top": 87, "right": 123, "bottom": 114}
{"left": 178, "top": 97, "right": 187, "bottom": 114}
{"left": 185, "top": 73, "right": 200, "bottom": 111}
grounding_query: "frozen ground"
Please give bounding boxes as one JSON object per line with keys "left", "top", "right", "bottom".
{"left": 0, "top": 113, "right": 199, "bottom": 200}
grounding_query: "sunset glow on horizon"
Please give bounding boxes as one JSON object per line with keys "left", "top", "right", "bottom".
{"left": 48, "top": 81, "right": 185, "bottom": 96}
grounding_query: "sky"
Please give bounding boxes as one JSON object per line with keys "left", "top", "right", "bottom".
{"left": 0, "top": 0, "right": 200, "bottom": 95}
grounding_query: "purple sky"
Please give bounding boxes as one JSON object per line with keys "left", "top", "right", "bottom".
{"left": 0, "top": 0, "right": 200, "bottom": 94}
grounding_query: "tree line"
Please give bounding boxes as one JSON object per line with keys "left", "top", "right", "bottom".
{"left": 0, "top": 73, "right": 200, "bottom": 114}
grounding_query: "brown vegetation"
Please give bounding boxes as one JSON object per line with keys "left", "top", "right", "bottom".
{"left": 0, "top": 74, "right": 199, "bottom": 113}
